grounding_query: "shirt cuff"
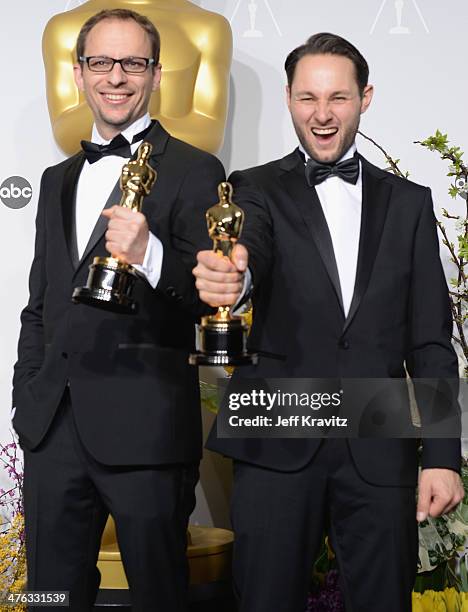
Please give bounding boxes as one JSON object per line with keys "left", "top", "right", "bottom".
{"left": 133, "top": 232, "right": 164, "bottom": 289}
{"left": 232, "top": 267, "right": 253, "bottom": 314}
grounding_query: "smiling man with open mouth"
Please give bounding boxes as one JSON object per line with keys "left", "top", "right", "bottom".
{"left": 193, "top": 32, "right": 464, "bottom": 612}
{"left": 287, "top": 50, "right": 373, "bottom": 165}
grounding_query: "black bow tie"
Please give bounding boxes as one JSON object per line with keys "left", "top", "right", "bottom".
{"left": 81, "top": 123, "right": 153, "bottom": 164}
{"left": 305, "top": 153, "right": 360, "bottom": 187}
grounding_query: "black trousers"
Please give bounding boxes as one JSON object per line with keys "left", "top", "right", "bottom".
{"left": 23, "top": 391, "right": 199, "bottom": 611}
{"left": 231, "top": 439, "right": 418, "bottom": 612}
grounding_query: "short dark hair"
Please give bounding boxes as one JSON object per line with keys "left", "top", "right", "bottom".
{"left": 284, "top": 32, "right": 369, "bottom": 95}
{"left": 76, "top": 9, "right": 160, "bottom": 65}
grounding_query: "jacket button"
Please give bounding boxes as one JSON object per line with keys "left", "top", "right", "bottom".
{"left": 166, "top": 286, "right": 176, "bottom": 297}
{"left": 339, "top": 340, "right": 349, "bottom": 350}
{"left": 62, "top": 352, "right": 68, "bottom": 359}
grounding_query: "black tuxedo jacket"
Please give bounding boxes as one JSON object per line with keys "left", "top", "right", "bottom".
{"left": 207, "top": 149, "right": 461, "bottom": 486}
{"left": 13, "top": 121, "right": 225, "bottom": 466}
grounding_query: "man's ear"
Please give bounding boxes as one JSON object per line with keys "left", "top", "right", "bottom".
{"left": 74, "top": 63, "right": 85, "bottom": 92}
{"left": 152, "top": 63, "right": 162, "bottom": 92}
{"left": 286, "top": 84, "right": 291, "bottom": 111}
{"left": 360, "top": 84, "right": 374, "bottom": 114}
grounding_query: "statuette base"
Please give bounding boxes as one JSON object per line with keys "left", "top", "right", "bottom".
{"left": 72, "top": 256, "right": 138, "bottom": 315}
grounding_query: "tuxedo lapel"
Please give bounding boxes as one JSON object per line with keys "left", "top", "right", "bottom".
{"left": 74, "top": 120, "right": 170, "bottom": 276}
{"left": 279, "top": 150, "right": 344, "bottom": 313}
{"left": 76, "top": 177, "right": 121, "bottom": 273}
{"left": 343, "top": 158, "right": 392, "bottom": 333}
{"left": 61, "top": 153, "right": 86, "bottom": 269}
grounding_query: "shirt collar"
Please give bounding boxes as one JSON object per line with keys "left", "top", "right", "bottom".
{"left": 298, "top": 142, "right": 357, "bottom": 164}
{"left": 91, "top": 113, "right": 152, "bottom": 145}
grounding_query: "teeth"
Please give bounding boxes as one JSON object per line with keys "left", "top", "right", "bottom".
{"left": 104, "top": 94, "right": 128, "bottom": 101}
{"left": 312, "top": 128, "right": 338, "bottom": 135}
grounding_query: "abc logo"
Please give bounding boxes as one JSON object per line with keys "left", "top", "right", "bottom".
{"left": 0, "top": 176, "right": 33, "bottom": 209}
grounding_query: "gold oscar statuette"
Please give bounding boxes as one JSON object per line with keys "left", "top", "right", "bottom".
{"left": 189, "top": 182, "right": 258, "bottom": 366}
{"left": 72, "top": 142, "right": 157, "bottom": 314}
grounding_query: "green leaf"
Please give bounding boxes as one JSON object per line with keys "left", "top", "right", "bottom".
{"left": 420, "top": 130, "right": 449, "bottom": 153}
{"left": 459, "top": 555, "right": 468, "bottom": 592}
{"left": 459, "top": 236, "right": 468, "bottom": 259}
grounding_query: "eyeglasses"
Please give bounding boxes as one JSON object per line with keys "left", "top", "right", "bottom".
{"left": 79, "top": 56, "right": 155, "bottom": 74}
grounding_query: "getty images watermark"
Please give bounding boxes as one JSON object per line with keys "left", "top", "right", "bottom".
{"left": 0, "top": 176, "right": 33, "bottom": 209}
{"left": 228, "top": 388, "right": 348, "bottom": 430}
{"left": 216, "top": 378, "right": 463, "bottom": 439}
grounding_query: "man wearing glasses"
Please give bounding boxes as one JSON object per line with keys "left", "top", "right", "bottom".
{"left": 13, "top": 9, "right": 224, "bottom": 611}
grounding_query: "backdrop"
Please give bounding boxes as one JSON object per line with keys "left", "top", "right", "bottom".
{"left": 1, "top": 0, "right": 467, "bottom": 524}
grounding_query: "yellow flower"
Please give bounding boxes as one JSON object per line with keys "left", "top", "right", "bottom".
{"left": 412, "top": 589, "right": 466, "bottom": 612}
{"left": 444, "top": 587, "right": 461, "bottom": 612}
{"left": 432, "top": 590, "right": 449, "bottom": 612}
{"left": 412, "top": 592, "right": 424, "bottom": 612}
{"left": 412, "top": 590, "right": 447, "bottom": 612}
{"left": 0, "top": 511, "right": 27, "bottom": 612}
{"left": 459, "top": 592, "right": 468, "bottom": 611}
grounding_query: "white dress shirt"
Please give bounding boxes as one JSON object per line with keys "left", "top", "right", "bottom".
{"left": 301, "top": 143, "right": 362, "bottom": 316}
{"left": 75, "top": 113, "right": 163, "bottom": 288}
{"left": 236, "top": 144, "right": 362, "bottom": 317}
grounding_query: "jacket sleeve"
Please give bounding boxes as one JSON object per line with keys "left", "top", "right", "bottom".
{"left": 228, "top": 169, "right": 273, "bottom": 290}
{"left": 12, "top": 169, "right": 49, "bottom": 406}
{"left": 405, "top": 187, "right": 461, "bottom": 473}
{"left": 156, "top": 154, "right": 225, "bottom": 319}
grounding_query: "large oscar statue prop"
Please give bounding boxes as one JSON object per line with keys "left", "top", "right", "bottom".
{"left": 43, "top": 0, "right": 232, "bottom": 155}
{"left": 73, "top": 142, "right": 157, "bottom": 314}
{"left": 190, "top": 182, "right": 258, "bottom": 366}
